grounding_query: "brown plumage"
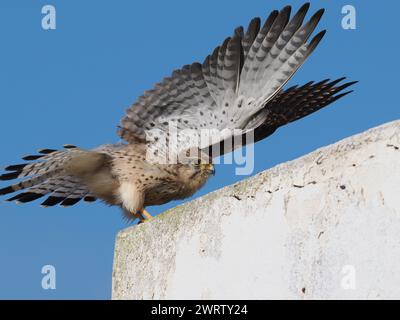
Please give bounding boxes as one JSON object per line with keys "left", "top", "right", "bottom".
{"left": 0, "top": 3, "right": 356, "bottom": 222}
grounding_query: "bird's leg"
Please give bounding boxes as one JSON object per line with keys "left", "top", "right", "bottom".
{"left": 141, "top": 209, "right": 153, "bottom": 220}
{"left": 137, "top": 209, "right": 153, "bottom": 224}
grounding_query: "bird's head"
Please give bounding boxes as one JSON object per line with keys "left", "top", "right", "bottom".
{"left": 177, "top": 148, "right": 215, "bottom": 186}
{"left": 184, "top": 150, "right": 215, "bottom": 177}
{"left": 190, "top": 160, "right": 215, "bottom": 176}
{"left": 176, "top": 160, "right": 215, "bottom": 198}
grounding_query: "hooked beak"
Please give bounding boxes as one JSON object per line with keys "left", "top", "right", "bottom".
{"left": 205, "top": 164, "right": 215, "bottom": 176}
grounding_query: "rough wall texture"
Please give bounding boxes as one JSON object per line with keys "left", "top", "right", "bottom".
{"left": 112, "top": 120, "right": 400, "bottom": 300}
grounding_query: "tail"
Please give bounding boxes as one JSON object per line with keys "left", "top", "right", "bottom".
{"left": 0, "top": 145, "right": 97, "bottom": 207}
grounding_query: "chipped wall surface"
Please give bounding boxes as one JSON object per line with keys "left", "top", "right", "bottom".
{"left": 112, "top": 121, "right": 400, "bottom": 300}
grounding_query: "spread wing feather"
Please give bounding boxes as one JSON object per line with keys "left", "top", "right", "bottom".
{"left": 118, "top": 4, "right": 328, "bottom": 156}
{"left": 204, "top": 78, "right": 357, "bottom": 157}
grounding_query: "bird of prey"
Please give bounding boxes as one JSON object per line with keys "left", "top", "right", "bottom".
{"left": 0, "top": 3, "right": 356, "bottom": 222}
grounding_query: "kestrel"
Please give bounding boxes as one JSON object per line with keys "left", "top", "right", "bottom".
{"left": 0, "top": 3, "right": 356, "bottom": 222}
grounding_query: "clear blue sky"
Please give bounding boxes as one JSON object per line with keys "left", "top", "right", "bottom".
{"left": 0, "top": 0, "right": 397, "bottom": 299}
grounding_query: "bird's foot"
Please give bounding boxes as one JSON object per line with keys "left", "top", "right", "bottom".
{"left": 138, "top": 209, "right": 153, "bottom": 224}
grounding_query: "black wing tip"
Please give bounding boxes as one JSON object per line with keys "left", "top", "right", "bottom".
{"left": 63, "top": 144, "right": 77, "bottom": 149}
{"left": 4, "top": 164, "right": 28, "bottom": 172}
{"left": 300, "top": 2, "right": 311, "bottom": 10}
{"left": 308, "top": 9, "right": 325, "bottom": 29}
{"left": 280, "top": 5, "right": 292, "bottom": 20}
{"left": 339, "top": 90, "right": 354, "bottom": 97}
{"left": 84, "top": 196, "right": 97, "bottom": 203}
{"left": 22, "top": 154, "right": 43, "bottom": 161}
{"left": 41, "top": 196, "right": 65, "bottom": 207}
{"left": 335, "top": 80, "right": 359, "bottom": 92}
{"left": 297, "top": 2, "right": 311, "bottom": 16}
{"left": 249, "top": 16, "right": 261, "bottom": 27}
{"left": 345, "top": 80, "right": 359, "bottom": 86}
{"left": 19, "top": 144, "right": 73, "bottom": 161}
{"left": 328, "top": 90, "right": 354, "bottom": 104}
{"left": 329, "top": 76, "right": 347, "bottom": 85}
{"left": 281, "top": 5, "right": 292, "bottom": 13}
{"left": 6, "top": 194, "right": 21, "bottom": 202}
{"left": 286, "top": 84, "right": 299, "bottom": 91}
{"left": 7, "top": 192, "right": 44, "bottom": 203}
{"left": 0, "top": 172, "right": 20, "bottom": 181}
{"left": 304, "top": 80, "right": 315, "bottom": 86}
{"left": 298, "top": 77, "right": 357, "bottom": 95}
{"left": 315, "top": 29, "right": 327, "bottom": 39}
{"left": 314, "top": 78, "right": 331, "bottom": 87}
{"left": 269, "top": 10, "right": 280, "bottom": 18}
{"left": 0, "top": 186, "right": 15, "bottom": 196}
{"left": 324, "top": 77, "right": 356, "bottom": 89}
{"left": 38, "top": 148, "right": 57, "bottom": 155}
{"left": 61, "top": 198, "right": 82, "bottom": 207}
{"left": 314, "top": 8, "right": 325, "bottom": 18}
{"left": 288, "top": 3, "right": 311, "bottom": 29}
{"left": 308, "top": 29, "right": 326, "bottom": 50}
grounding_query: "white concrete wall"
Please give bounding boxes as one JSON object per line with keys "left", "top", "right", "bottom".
{"left": 112, "top": 120, "right": 400, "bottom": 300}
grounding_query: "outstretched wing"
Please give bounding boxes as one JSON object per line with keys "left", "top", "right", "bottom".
{"left": 118, "top": 3, "right": 326, "bottom": 159}
{"left": 204, "top": 78, "right": 358, "bottom": 157}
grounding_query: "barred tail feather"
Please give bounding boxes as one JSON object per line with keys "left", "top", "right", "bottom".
{"left": 0, "top": 145, "right": 96, "bottom": 207}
